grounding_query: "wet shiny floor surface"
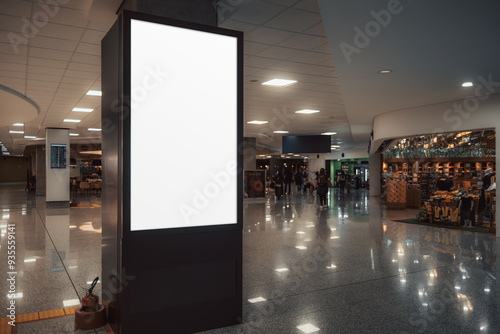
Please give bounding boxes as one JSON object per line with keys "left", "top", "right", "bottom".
{"left": 0, "top": 183, "right": 498, "bottom": 333}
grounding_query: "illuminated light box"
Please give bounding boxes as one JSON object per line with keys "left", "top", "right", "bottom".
{"left": 128, "top": 18, "right": 239, "bottom": 231}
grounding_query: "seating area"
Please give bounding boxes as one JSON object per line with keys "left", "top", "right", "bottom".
{"left": 70, "top": 177, "right": 102, "bottom": 195}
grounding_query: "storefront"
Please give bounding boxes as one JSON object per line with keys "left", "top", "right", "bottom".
{"left": 380, "top": 130, "right": 496, "bottom": 232}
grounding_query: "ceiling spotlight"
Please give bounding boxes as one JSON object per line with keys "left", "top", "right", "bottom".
{"left": 63, "top": 119, "right": 81, "bottom": 123}
{"left": 72, "top": 107, "right": 94, "bottom": 112}
{"left": 273, "top": 130, "right": 289, "bottom": 134}
{"left": 462, "top": 82, "right": 473, "bottom": 87}
{"left": 86, "top": 90, "right": 102, "bottom": 96}
{"left": 247, "top": 120, "right": 268, "bottom": 125}
{"left": 9, "top": 130, "right": 24, "bottom": 134}
{"left": 262, "top": 79, "right": 297, "bottom": 87}
{"left": 87, "top": 128, "right": 102, "bottom": 131}
{"left": 24, "top": 136, "right": 36, "bottom": 139}
{"left": 69, "top": 133, "right": 79, "bottom": 136}
{"left": 322, "top": 132, "right": 337, "bottom": 135}
{"left": 378, "top": 70, "right": 392, "bottom": 74}
{"left": 12, "top": 123, "right": 24, "bottom": 127}
{"left": 295, "top": 109, "right": 320, "bottom": 114}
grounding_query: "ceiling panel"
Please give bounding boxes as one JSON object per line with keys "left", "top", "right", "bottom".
{"left": 245, "top": 56, "right": 281, "bottom": 69}
{"left": 230, "top": 0, "right": 286, "bottom": 25}
{"left": 67, "top": 62, "right": 100, "bottom": 73}
{"left": 288, "top": 50, "right": 331, "bottom": 64}
{"left": 28, "top": 57, "right": 67, "bottom": 69}
{"left": 74, "top": 42, "right": 100, "bottom": 56}
{"left": 63, "top": 69, "right": 99, "bottom": 80}
{"left": 302, "top": 22, "right": 326, "bottom": 36}
{"left": 33, "top": 5, "right": 89, "bottom": 28}
{"left": 245, "top": 26, "right": 296, "bottom": 45}
{"left": 264, "top": 8, "right": 321, "bottom": 32}
{"left": 255, "top": 46, "right": 302, "bottom": 60}
{"left": 27, "top": 72, "right": 62, "bottom": 83}
{"left": 0, "top": 14, "right": 24, "bottom": 32}
{"left": 294, "top": 0, "right": 321, "bottom": 13}
{"left": 29, "top": 47, "right": 73, "bottom": 61}
{"left": 219, "top": 19, "right": 258, "bottom": 33}
{"left": 55, "top": 0, "right": 93, "bottom": 11}
{"left": 0, "top": 42, "right": 27, "bottom": 56}
{"left": 0, "top": 0, "right": 32, "bottom": 17}
{"left": 30, "top": 35, "right": 78, "bottom": 52}
{"left": 61, "top": 75, "right": 96, "bottom": 85}
{"left": 86, "top": 20, "right": 114, "bottom": 32}
{"left": 80, "top": 29, "right": 107, "bottom": 45}
{"left": 278, "top": 34, "right": 327, "bottom": 50}
{"left": 36, "top": 22, "right": 84, "bottom": 41}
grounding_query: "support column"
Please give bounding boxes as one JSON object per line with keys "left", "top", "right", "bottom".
{"left": 496, "top": 128, "right": 499, "bottom": 238}
{"left": 243, "top": 137, "right": 256, "bottom": 170}
{"left": 35, "top": 146, "right": 46, "bottom": 196}
{"left": 369, "top": 152, "right": 381, "bottom": 197}
{"left": 45, "top": 128, "right": 70, "bottom": 203}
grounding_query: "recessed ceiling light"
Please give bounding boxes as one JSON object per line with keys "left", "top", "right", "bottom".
{"left": 273, "top": 130, "right": 289, "bottom": 133}
{"left": 9, "top": 130, "right": 24, "bottom": 134}
{"left": 262, "top": 79, "right": 297, "bottom": 87}
{"left": 72, "top": 107, "right": 94, "bottom": 112}
{"left": 86, "top": 90, "right": 102, "bottom": 96}
{"left": 296, "top": 109, "right": 319, "bottom": 114}
{"left": 247, "top": 120, "right": 268, "bottom": 125}
{"left": 331, "top": 145, "right": 340, "bottom": 148}
{"left": 294, "top": 154, "right": 300, "bottom": 156}
{"left": 462, "top": 82, "right": 473, "bottom": 87}
{"left": 69, "top": 133, "right": 79, "bottom": 136}
{"left": 378, "top": 70, "right": 392, "bottom": 74}
{"left": 12, "top": 123, "right": 24, "bottom": 127}
{"left": 87, "top": 128, "right": 102, "bottom": 131}
{"left": 24, "top": 136, "right": 36, "bottom": 139}
{"left": 63, "top": 119, "right": 81, "bottom": 123}
{"left": 322, "top": 132, "right": 337, "bottom": 135}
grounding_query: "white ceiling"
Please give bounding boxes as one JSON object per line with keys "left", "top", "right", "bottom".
{"left": 3, "top": 0, "right": 494, "bottom": 157}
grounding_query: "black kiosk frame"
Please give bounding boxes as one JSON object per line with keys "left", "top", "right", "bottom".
{"left": 102, "top": 11, "right": 243, "bottom": 334}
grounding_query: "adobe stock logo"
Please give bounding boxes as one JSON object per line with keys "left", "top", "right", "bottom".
{"left": 339, "top": 0, "right": 404, "bottom": 64}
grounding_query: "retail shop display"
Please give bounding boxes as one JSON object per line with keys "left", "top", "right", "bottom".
{"left": 387, "top": 179, "right": 407, "bottom": 209}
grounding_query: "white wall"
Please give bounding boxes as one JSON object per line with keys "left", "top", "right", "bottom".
{"left": 45, "top": 128, "right": 70, "bottom": 202}
{"left": 370, "top": 93, "right": 500, "bottom": 237}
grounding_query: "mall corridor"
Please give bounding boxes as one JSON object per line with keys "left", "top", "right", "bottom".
{"left": 0, "top": 184, "right": 498, "bottom": 333}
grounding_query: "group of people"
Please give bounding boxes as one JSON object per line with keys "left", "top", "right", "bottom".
{"left": 273, "top": 168, "right": 331, "bottom": 210}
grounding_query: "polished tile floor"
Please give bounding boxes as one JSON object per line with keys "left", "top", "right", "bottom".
{"left": 0, "top": 183, "right": 498, "bottom": 333}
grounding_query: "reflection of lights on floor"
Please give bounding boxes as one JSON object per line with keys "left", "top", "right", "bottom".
{"left": 455, "top": 286, "right": 461, "bottom": 290}
{"left": 248, "top": 297, "right": 266, "bottom": 303}
{"left": 484, "top": 288, "right": 491, "bottom": 293}
{"left": 295, "top": 246, "right": 307, "bottom": 250}
{"left": 275, "top": 268, "right": 289, "bottom": 272}
{"left": 297, "top": 323, "right": 320, "bottom": 333}
{"left": 330, "top": 236, "right": 339, "bottom": 239}
{"left": 326, "top": 264, "right": 337, "bottom": 269}
{"left": 296, "top": 231, "right": 305, "bottom": 234}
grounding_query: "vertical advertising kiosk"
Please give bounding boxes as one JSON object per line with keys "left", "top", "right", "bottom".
{"left": 102, "top": 11, "right": 243, "bottom": 333}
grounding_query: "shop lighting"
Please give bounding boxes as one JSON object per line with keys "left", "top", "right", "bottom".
{"left": 63, "top": 119, "right": 81, "bottom": 123}
{"left": 24, "top": 136, "right": 36, "bottom": 139}
{"left": 378, "top": 69, "right": 392, "bottom": 74}
{"left": 261, "top": 79, "right": 297, "bottom": 87}
{"left": 12, "top": 123, "right": 24, "bottom": 126}
{"left": 462, "top": 82, "right": 473, "bottom": 87}
{"left": 9, "top": 130, "right": 24, "bottom": 134}
{"left": 295, "top": 109, "right": 320, "bottom": 114}
{"left": 247, "top": 120, "right": 268, "bottom": 125}
{"left": 87, "top": 128, "right": 102, "bottom": 131}
{"left": 72, "top": 107, "right": 94, "bottom": 112}
{"left": 322, "top": 132, "right": 337, "bottom": 135}
{"left": 86, "top": 90, "right": 102, "bottom": 96}
{"left": 331, "top": 145, "right": 340, "bottom": 148}
{"left": 69, "top": 133, "right": 79, "bottom": 136}
{"left": 273, "top": 130, "right": 289, "bottom": 133}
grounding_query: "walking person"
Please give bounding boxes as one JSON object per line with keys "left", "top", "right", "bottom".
{"left": 316, "top": 168, "right": 330, "bottom": 210}
{"left": 274, "top": 171, "right": 284, "bottom": 200}
{"left": 284, "top": 167, "right": 293, "bottom": 195}
{"left": 294, "top": 171, "right": 303, "bottom": 194}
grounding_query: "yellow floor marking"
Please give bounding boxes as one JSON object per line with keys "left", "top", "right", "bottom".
{"left": 38, "top": 308, "right": 65, "bottom": 320}
{"left": 15, "top": 312, "right": 38, "bottom": 323}
{"left": 64, "top": 306, "right": 79, "bottom": 315}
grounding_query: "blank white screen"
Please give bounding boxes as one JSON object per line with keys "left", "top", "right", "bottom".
{"left": 130, "top": 19, "right": 238, "bottom": 231}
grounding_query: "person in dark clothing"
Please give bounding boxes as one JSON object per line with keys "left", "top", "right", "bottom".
{"left": 459, "top": 192, "right": 474, "bottom": 227}
{"left": 294, "top": 171, "right": 303, "bottom": 193}
{"left": 274, "top": 171, "right": 284, "bottom": 200}
{"left": 284, "top": 167, "right": 293, "bottom": 195}
{"left": 479, "top": 168, "right": 494, "bottom": 215}
{"left": 316, "top": 168, "right": 330, "bottom": 209}
{"left": 436, "top": 174, "right": 453, "bottom": 191}
{"left": 337, "top": 172, "right": 346, "bottom": 192}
